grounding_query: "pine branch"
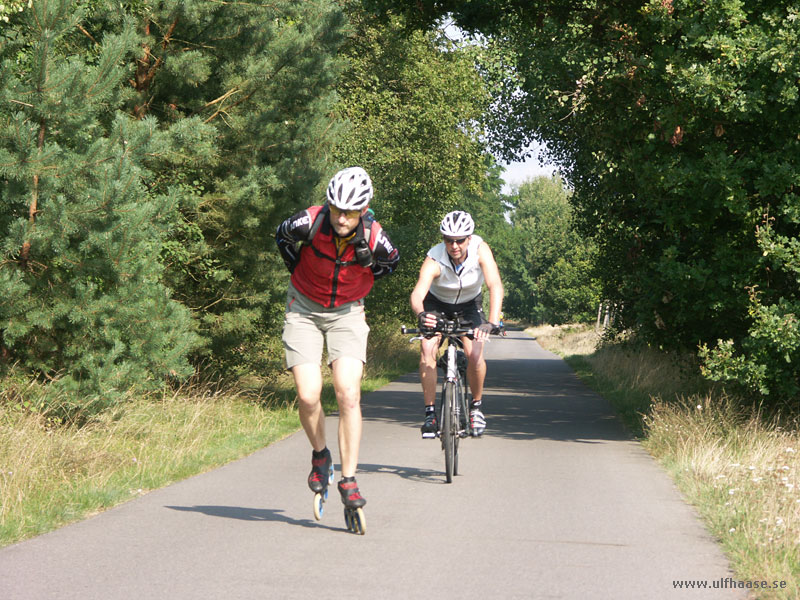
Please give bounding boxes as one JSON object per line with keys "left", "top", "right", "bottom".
{"left": 202, "top": 87, "right": 243, "bottom": 109}
{"left": 202, "top": 86, "right": 257, "bottom": 124}
{"left": 200, "top": 294, "right": 245, "bottom": 311}
{"left": 77, "top": 24, "right": 98, "bottom": 45}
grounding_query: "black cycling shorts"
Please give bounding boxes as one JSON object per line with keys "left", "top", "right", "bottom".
{"left": 422, "top": 292, "right": 486, "bottom": 329}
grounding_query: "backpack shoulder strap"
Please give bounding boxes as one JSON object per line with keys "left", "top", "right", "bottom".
{"left": 305, "top": 205, "right": 328, "bottom": 244}
{"left": 363, "top": 214, "right": 381, "bottom": 250}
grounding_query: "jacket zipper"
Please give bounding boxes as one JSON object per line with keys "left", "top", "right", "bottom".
{"left": 450, "top": 256, "right": 465, "bottom": 304}
{"left": 453, "top": 278, "right": 463, "bottom": 304}
{"left": 330, "top": 259, "right": 341, "bottom": 308}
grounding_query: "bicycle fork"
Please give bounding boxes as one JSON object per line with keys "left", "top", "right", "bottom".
{"left": 444, "top": 344, "right": 469, "bottom": 438}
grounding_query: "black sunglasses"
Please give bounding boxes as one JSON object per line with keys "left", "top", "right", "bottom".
{"left": 443, "top": 237, "right": 468, "bottom": 245}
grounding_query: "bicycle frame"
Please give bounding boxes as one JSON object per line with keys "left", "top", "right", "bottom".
{"left": 439, "top": 335, "right": 469, "bottom": 434}
{"left": 440, "top": 336, "right": 470, "bottom": 482}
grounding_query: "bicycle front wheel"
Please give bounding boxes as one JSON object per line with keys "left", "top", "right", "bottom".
{"left": 442, "top": 380, "right": 456, "bottom": 483}
{"left": 454, "top": 377, "right": 464, "bottom": 476}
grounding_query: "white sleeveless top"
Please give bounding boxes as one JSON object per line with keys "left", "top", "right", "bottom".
{"left": 427, "top": 235, "right": 484, "bottom": 304}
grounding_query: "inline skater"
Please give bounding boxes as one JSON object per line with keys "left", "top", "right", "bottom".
{"left": 409, "top": 210, "right": 503, "bottom": 438}
{"left": 275, "top": 167, "right": 399, "bottom": 528}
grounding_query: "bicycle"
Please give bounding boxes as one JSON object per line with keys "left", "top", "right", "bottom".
{"left": 402, "top": 316, "right": 500, "bottom": 483}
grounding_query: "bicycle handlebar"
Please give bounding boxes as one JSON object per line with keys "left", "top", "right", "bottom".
{"left": 401, "top": 326, "right": 474, "bottom": 338}
{"left": 401, "top": 322, "right": 504, "bottom": 339}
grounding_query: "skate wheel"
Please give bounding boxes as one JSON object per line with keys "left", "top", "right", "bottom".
{"left": 327, "top": 466, "right": 335, "bottom": 486}
{"left": 353, "top": 507, "right": 366, "bottom": 535}
{"left": 344, "top": 508, "right": 366, "bottom": 535}
{"left": 313, "top": 492, "right": 324, "bottom": 520}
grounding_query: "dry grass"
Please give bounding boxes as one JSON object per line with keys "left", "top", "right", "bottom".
{"left": 532, "top": 324, "right": 800, "bottom": 598}
{"left": 527, "top": 323, "right": 602, "bottom": 356}
{"left": 0, "top": 385, "right": 299, "bottom": 546}
{"left": 645, "top": 397, "right": 799, "bottom": 597}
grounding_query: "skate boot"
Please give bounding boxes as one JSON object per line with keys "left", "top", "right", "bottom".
{"left": 309, "top": 448, "right": 334, "bottom": 521}
{"left": 338, "top": 476, "right": 367, "bottom": 535}
{"left": 308, "top": 447, "right": 333, "bottom": 493}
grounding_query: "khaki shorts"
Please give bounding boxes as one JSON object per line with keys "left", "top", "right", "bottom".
{"left": 282, "top": 283, "right": 370, "bottom": 369}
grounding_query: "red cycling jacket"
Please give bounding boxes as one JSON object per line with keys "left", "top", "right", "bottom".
{"left": 276, "top": 205, "right": 399, "bottom": 308}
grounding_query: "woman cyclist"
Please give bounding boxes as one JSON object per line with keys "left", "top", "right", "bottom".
{"left": 409, "top": 210, "right": 503, "bottom": 438}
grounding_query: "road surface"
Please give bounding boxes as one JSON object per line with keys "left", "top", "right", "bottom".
{"left": 0, "top": 330, "right": 745, "bottom": 599}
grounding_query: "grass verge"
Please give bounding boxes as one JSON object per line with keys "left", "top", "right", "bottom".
{"left": 530, "top": 324, "right": 799, "bottom": 599}
{"left": 0, "top": 320, "right": 418, "bottom": 548}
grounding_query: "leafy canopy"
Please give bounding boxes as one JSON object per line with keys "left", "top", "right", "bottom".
{"left": 365, "top": 0, "right": 800, "bottom": 403}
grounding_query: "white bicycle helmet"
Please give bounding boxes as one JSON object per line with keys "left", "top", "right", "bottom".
{"left": 440, "top": 210, "right": 475, "bottom": 237}
{"left": 326, "top": 167, "right": 373, "bottom": 210}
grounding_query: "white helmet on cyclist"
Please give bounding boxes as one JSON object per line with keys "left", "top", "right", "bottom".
{"left": 440, "top": 210, "right": 475, "bottom": 237}
{"left": 326, "top": 167, "right": 373, "bottom": 210}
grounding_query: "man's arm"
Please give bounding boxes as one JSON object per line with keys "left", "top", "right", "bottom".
{"left": 478, "top": 242, "right": 504, "bottom": 325}
{"left": 370, "top": 228, "right": 400, "bottom": 279}
{"left": 275, "top": 209, "right": 313, "bottom": 272}
{"left": 410, "top": 257, "right": 441, "bottom": 316}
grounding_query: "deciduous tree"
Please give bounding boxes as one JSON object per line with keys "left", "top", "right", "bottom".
{"left": 332, "top": 7, "right": 494, "bottom": 318}
{"left": 365, "top": 0, "right": 800, "bottom": 403}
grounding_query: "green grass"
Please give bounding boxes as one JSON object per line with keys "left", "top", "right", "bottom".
{"left": 0, "top": 321, "right": 419, "bottom": 548}
{"left": 531, "top": 323, "right": 800, "bottom": 600}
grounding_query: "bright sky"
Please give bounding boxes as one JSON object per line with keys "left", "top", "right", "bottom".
{"left": 499, "top": 158, "right": 555, "bottom": 195}
{"left": 498, "top": 141, "right": 557, "bottom": 194}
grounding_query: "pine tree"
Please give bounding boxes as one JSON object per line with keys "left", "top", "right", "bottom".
{"left": 84, "top": 0, "right": 349, "bottom": 375}
{"left": 0, "top": 0, "right": 351, "bottom": 407}
{"left": 0, "top": 1, "right": 198, "bottom": 417}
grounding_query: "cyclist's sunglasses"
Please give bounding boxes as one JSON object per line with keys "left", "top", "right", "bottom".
{"left": 329, "top": 205, "right": 362, "bottom": 219}
{"left": 443, "top": 236, "right": 468, "bottom": 245}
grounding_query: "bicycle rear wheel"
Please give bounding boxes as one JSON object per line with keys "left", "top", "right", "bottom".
{"left": 442, "top": 380, "right": 456, "bottom": 483}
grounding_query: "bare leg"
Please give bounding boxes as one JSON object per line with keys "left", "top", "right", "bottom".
{"left": 419, "top": 335, "right": 441, "bottom": 407}
{"left": 291, "top": 363, "right": 325, "bottom": 451}
{"left": 331, "top": 356, "right": 364, "bottom": 478}
{"left": 462, "top": 336, "right": 486, "bottom": 402}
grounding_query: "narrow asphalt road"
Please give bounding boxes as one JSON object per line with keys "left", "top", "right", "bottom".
{"left": 0, "top": 331, "right": 746, "bottom": 599}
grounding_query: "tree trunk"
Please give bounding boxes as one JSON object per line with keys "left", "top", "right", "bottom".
{"left": 20, "top": 119, "right": 46, "bottom": 270}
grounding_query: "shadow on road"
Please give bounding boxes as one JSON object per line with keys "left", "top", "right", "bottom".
{"left": 356, "top": 462, "right": 443, "bottom": 484}
{"left": 164, "top": 505, "right": 339, "bottom": 531}
{"left": 361, "top": 355, "right": 632, "bottom": 445}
